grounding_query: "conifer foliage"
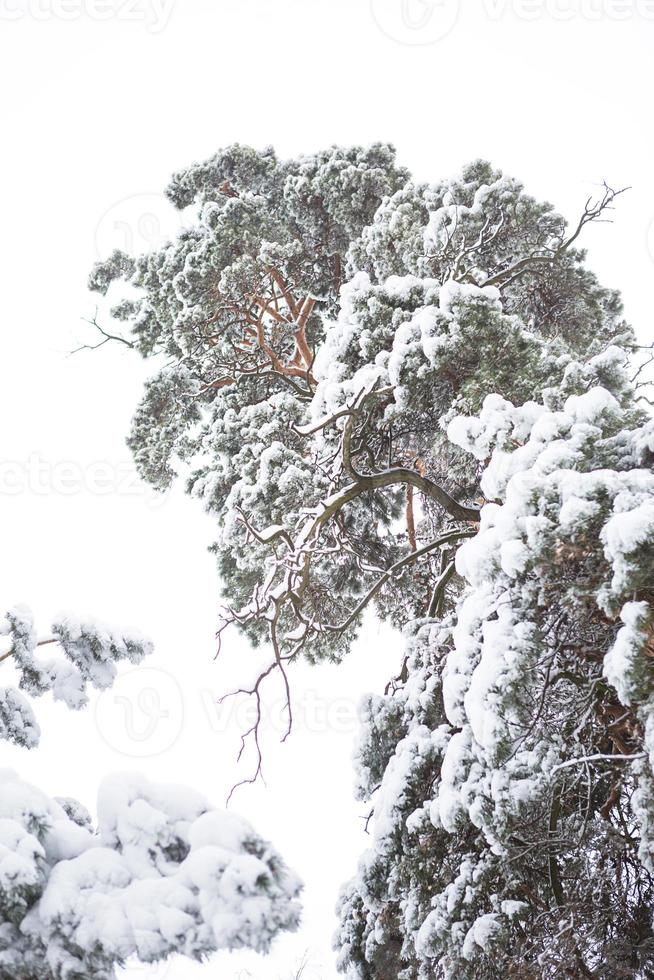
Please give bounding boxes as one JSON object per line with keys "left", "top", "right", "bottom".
{"left": 91, "top": 144, "right": 654, "bottom": 977}
{"left": 0, "top": 607, "right": 151, "bottom": 748}
{"left": 0, "top": 606, "right": 302, "bottom": 976}
{"left": 0, "top": 770, "right": 301, "bottom": 979}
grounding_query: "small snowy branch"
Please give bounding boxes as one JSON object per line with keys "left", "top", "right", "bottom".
{"left": 0, "top": 606, "right": 152, "bottom": 748}
{"left": 0, "top": 770, "right": 302, "bottom": 977}
{"left": 0, "top": 636, "right": 57, "bottom": 665}
{"left": 551, "top": 753, "right": 646, "bottom": 775}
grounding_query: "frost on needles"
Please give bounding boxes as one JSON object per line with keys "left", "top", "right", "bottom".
{"left": 89, "top": 144, "right": 654, "bottom": 977}
{"left": 0, "top": 608, "right": 152, "bottom": 748}
{"left": 0, "top": 565, "right": 301, "bottom": 972}
{"left": 0, "top": 612, "right": 302, "bottom": 975}
{"left": 0, "top": 770, "right": 301, "bottom": 979}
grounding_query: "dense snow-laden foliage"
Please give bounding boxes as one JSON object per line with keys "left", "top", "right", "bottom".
{"left": 89, "top": 150, "right": 630, "bottom": 661}
{"left": 337, "top": 349, "right": 654, "bottom": 979}
{"left": 0, "top": 770, "right": 301, "bottom": 979}
{"left": 0, "top": 607, "right": 151, "bottom": 747}
{"left": 90, "top": 144, "right": 652, "bottom": 975}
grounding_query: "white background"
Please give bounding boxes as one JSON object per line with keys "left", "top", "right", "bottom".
{"left": 0, "top": 1, "right": 652, "bottom": 976}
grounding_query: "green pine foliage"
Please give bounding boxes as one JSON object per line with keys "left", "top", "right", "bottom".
{"left": 91, "top": 144, "right": 654, "bottom": 977}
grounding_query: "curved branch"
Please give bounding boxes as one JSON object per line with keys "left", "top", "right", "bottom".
{"left": 320, "top": 529, "right": 474, "bottom": 635}
{"left": 349, "top": 467, "right": 479, "bottom": 523}
{"left": 341, "top": 399, "right": 479, "bottom": 522}
{"left": 427, "top": 559, "right": 457, "bottom": 618}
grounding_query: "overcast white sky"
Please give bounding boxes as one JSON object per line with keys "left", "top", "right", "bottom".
{"left": 0, "top": 1, "right": 652, "bottom": 976}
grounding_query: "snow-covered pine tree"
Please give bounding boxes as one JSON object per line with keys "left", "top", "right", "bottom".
{"left": 0, "top": 769, "right": 301, "bottom": 979}
{"left": 90, "top": 146, "right": 654, "bottom": 977}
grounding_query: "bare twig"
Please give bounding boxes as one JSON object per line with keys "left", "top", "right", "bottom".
{"left": 71, "top": 311, "right": 135, "bottom": 354}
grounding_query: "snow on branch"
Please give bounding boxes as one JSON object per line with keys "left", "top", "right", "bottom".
{"left": 0, "top": 770, "right": 301, "bottom": 979}
{"left": 0, "top": 605, "right": 152, "bottom": 748}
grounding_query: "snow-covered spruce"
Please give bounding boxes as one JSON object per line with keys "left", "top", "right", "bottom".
{"left": 0, "top": 770, "right": 301, "bottom": 979}
{"left": 0, "top": 608, "right": 152, "bottom": 748}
